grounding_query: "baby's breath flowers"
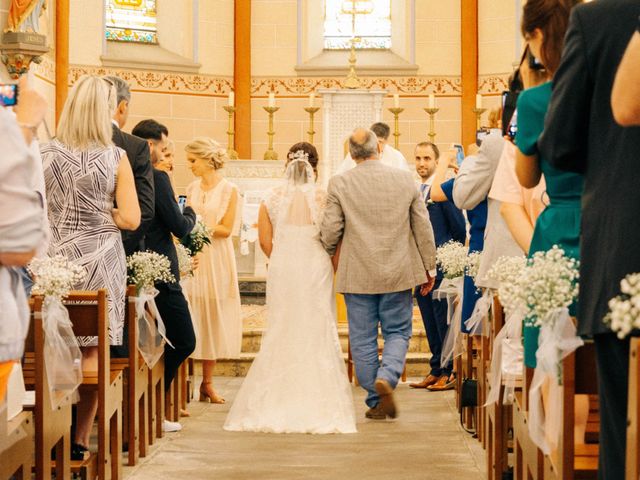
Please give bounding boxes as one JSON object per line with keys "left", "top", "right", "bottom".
{"left": 127, "top": 251, "right": 175, "bottom": 293}
{"left": 180, "top": 218, "right": 212, "bottom": 256}
{"left": 605, "top": 273, "right": 640, "bottom": 339}
{"left": 436, "top": 241, "right": 468, "bottom": 279}
{"left": 29, "top": 255, "right": 86, "bottom": 299}
{"left": 175, "top": 243, "right": 194, "bottom": 278}
{"left": 487, "top": 255, "right": 527, "bottom": 315}
{"left": 465, "top": 251, "right": 482, "bottom": 282}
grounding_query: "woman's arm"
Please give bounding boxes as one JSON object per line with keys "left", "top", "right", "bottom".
{"left": 113, "top": 153, "right": 142, "bottom": 231}
{"left": 0, "top": 250, "right": 36, "bottom": 266}
{"left": 257, "top": 203, "right": 273, "bottom": 258}
{"left": 499, "top": 202, "right": 534, "bottom": 254}
{"left": 430, "top": 151, "right": 457, "bottom": 202}
{"left": 212, "top": 188, "right": 238, "bottom": 239}
{"left": 515, "top": 147, "right": 542, "bottom": 189}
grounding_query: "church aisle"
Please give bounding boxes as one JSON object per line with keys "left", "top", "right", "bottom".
{"left": 124, "top": 377, "right": 486, "bottom": 480}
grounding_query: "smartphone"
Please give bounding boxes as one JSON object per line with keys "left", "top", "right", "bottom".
{"left": 0, "top": 84, "right": 18, "bottom": 107}
{"left": 178, "top": 195, "right": 187, "bottom": 213}
{"left": 451, "top": 144, "right": 465, "bottom": 166}
{"left": 527, "top": 49, "right": 545, "bottom": 71}
{"left": 507, "top": 110, "right": 518, "bottom": 141}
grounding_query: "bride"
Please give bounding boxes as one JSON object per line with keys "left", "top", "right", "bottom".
{"left": 224, "top": 142, "right": 356, "bottom": 434}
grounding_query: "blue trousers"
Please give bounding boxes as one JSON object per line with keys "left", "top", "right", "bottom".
{"left": 415, "top": 278, "right": 452, "bottom": 378}
{"left": 344, "top": 290, "right": 413, "bottom": 408}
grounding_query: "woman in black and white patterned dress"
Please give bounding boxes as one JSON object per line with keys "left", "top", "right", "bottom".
{"left": 40, "top": 75, "right": 140, "bottom": 457}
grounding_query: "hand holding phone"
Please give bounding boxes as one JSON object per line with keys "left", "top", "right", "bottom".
{"left": 0, "top": 84, "right": 18, "bottom": 107}
{"left": 451, "top": 144, "right": 465, "bottom": 166}
{"left": 178, "top": 195, "right": 187, "bottom": 213}
{"left": 13, "top": 77, "right": 47, "bottom": 130}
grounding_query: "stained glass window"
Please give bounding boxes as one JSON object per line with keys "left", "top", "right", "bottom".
{"left": 105, "top": 0, "right": 157, "bottom": 44}
{"left": 324, "top": 0, "right": 391, "bottom": 50}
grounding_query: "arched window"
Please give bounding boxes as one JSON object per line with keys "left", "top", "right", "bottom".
{"left": 324, "top": 0, "right": 392, "bottom": 50}
{"left": 105, "top": 0, "right": 158, "bottom": 44}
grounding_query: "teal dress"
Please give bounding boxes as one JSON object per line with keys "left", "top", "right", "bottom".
{"left": 515, "top": 82, "right": 583, "bottom": 368}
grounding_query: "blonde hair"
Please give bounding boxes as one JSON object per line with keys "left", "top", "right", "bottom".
{"left": 488, "top": 108, "right": 502, "bottom": 129}
{"left": 57, "top": 75, "right": 115, "bottom": 150}
{"left": 185, "top": 137, "right": 228, "bottom": 170}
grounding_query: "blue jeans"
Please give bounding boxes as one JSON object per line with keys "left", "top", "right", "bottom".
{"left": 344, "top": 290, "right": 413, "bottom": 408}
{"left": 415, "top": 278, "right": 452, "bottom": 378}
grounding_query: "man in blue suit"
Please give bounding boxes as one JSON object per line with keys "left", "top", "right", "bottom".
{"left": 410, "top": 142, "right": 467, "bottom": 391}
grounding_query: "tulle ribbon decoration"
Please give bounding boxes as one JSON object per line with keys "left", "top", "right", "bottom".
{"left": 484, "top": 309, "right": 524, "bottom": 406}
{"left": 135, "top": 287, "right": 174, "bottom": 368}
{"left": 42, "top": 297, "right": 83, "bottom": 410}
{"left": 527, "top": 308, "right": 584, "bottom": 454}
{"left": 435, "top": 277, "right": 464, "bottom": 368}
{"left": 465, "top": 289, "right": 493, "bottom": 336}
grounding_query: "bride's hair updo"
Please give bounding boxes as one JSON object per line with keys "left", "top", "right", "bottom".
{"left": 287, "top": 142, "right": 319, "bottom": 173}
{"left": 185, "top": 137, "right": 229, "bottom": 170}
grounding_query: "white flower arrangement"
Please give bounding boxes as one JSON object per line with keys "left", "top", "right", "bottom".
{"left": 436, "top": 240, "right": 468, "bottom": 279}
{"left": 180, "top": 217, "right": 212, "bottom": 256}
{"left": 29, "top": 255, "right": 87, "bottom": 299}
{"left": 175, "top": 243, "right": 194, "bottom": 278}
{"left": 516, "top": 246, "right": 579, "bottom": 327}
{"left": 605, "top": 273, "right": 640, "bottom": 339}
{"left": 465, "top": 251, "right": 482, "bottom": 282}
{"left": 127, "top": 251, "right": 175, "bottom": 293}
{"left": 487, "top": 255, "right": 527, "bottom": 315}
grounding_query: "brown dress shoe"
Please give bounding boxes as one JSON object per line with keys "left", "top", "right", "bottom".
{"left": 409, "top": 374, "right": 439, "bottom": 389}
{"left": 365, "top": 404, "right": 386, "bottom": 420}
{"left": 374, "top": 378, "right": 397, "bottom": 418}
{"left": 426, "top": 375, "right": 456, "bottom": 391}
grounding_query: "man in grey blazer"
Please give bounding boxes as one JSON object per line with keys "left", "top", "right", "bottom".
{"left": 321, "top": 128, "right": 437, "bottom": 419}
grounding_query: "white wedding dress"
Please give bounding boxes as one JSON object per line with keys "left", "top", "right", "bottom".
{"left": 224, "top": 157, "right": 356, "bottom": 434}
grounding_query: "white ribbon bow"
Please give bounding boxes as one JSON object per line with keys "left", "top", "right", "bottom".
{"left": 135, "top": 287, "right": 174, "bottom": 368}
{"left": 465, "top": 289, "right": 493, "bottom": 335}
{"left": 436, "top": 277, "right": 464, "bottom": 368}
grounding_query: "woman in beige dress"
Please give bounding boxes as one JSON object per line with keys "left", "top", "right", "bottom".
{"left": 185, "top": 138, "right": 241, "bottom": 404}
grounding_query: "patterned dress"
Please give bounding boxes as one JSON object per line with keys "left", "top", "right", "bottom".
{"left": 41, "top": 140, "right": 127, "bottom": 346}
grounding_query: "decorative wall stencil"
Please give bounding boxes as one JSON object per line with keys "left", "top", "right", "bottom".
{"left": 478, "top": 74, "right": 510, "bottom": 94}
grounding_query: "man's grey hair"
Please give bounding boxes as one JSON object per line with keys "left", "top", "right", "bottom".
{"left": 370, "top": 122, "right": 391, "bottom": 140}
{"left": 349, "top": 129, "right": 379, "bottom": 161}
{"left": 103, "top": 75, "right": 131, "bottom": 106}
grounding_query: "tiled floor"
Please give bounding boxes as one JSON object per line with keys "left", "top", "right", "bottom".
{"left": 124, "top": 377, "right": 486, "bottom": 480}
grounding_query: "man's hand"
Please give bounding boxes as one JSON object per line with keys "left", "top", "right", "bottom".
{"left": 419, "top": 272, "right": 436, "bottom": 296}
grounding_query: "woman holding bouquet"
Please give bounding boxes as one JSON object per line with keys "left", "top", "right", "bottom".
{"left": 184, "top": 137, "right": 241, "bottom": 404}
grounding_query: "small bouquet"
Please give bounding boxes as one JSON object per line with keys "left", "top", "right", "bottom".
{"left": 180, "top": 217, "right": 212, "bottom": 256}
{"left": 436, "top": 240, "right": 468, "bottom": 279}
{"left": 516, "top": 246, "right": 579, "bottom": 327}
{"left": 465, "top": 251, "right": 482, "bottom": 283}
{"left": 175, "top": 243, "right": 194, "bottom": 278}
{"left": 605, "top": 273, "right": 640, "bottom": 339}
{"left": 29, "top": 255, "right": 87, "bottom": 299}
{"left": 127, "top": 251, "right": 175, "bottom": 293}
{"left": 487, "top": 255, "right": 527, "bottom": 315}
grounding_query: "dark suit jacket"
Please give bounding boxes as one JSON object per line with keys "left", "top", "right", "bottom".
{"left": 145, "top": 169, "right": 196, "bottom": 290}
{"left": 112, "top": 124, "right": 155, "bottom": 256}
{"left": 426, "top": 189, "right": 467, "bottom": 280}
{"left": 539, "top": 0, "right": 640, "bottom": 336}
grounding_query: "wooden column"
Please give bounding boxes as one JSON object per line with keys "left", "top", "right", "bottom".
{"left": 234, "top": 0, "right": 251, "bottom": 159}
{"left": 461, "top": 0, "right": 478, "bottom": 149}
{"left": 55, "top": 0, "right": 70, "bottom": 123}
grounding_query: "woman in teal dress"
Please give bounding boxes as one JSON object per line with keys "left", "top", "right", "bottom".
{"left": 515, "top": 0, "right": 583, "bottom": 368}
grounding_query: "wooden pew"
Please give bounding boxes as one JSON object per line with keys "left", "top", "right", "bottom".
{"left": 455, "top": 334, "right": 476, "bottom": 432}
{"left": 627, "top": 337, "right": 640, "bottom": 480}
{"left": 0, "top": 409, "right": 34, "bottom": 480}
{"left": 111, "top": 286, "right": 149, "bottom": 466}
{"left": 23, "top": 295, "right": 73, "bottom": 480}
{"left": 513, "top": 366, "right": 544, "bottom": 480}
{"left": 65, "top": 290, "right": 123, "bottom": 480}
{"left": 544, "top": 342, "right": 598, "bottom": 480}
{"left": 148, "top": 356, "right": 164, "bottom": 443}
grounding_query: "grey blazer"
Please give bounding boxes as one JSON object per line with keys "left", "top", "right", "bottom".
{"left": 320, "top": 160, "right": 436, "bottom": 294}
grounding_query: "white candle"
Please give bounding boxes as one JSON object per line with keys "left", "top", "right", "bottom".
{"left": 309, "top": 92, "right": 315, "bottom": 108}
{"left": 393, "top": 94, "right": 400, "bottom": 109}
{"left": 228, "top": 91, "right": 234, "bottom": 107}
{"left": 428, "top": 94, "right": 436, "bottom": 109}
{"left": 476, "top": 93, "right": 483, "bottom": 110}
{"left": 268, "top": 93, "right": 275, "bottom": 108}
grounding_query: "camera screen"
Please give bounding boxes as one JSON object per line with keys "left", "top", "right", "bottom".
{"left": 0, "top": 84, "right": 18, "bottom": 107}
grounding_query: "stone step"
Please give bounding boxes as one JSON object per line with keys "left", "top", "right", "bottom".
{"left": 200, "top": 352, "right": 432, "bottom": 378}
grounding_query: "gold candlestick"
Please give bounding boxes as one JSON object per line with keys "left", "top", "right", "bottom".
{"left": 473, "top": 107, "right": 487, "bottom": 131}
{"left": 223, "top": 105, "right": 238, "bottom": 160}
{"left": 424, "top": 107, "right": 440, "bottom": 143}
{"left": 388, "top": 107, "right": 404, "bottom": 149}
{"left": 263, "top": 106, "right": 280, "bottom": 160}
{"left": 304, "top": 106, "right": 320, "bottom": 144}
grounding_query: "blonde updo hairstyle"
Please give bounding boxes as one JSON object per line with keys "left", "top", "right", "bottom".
{"left": 185, "top": 137, "right": 229, "bottom": 170}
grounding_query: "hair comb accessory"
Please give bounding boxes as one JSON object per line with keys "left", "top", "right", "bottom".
{"left": 287, "top": 150, "right": 309, "bottom": 162}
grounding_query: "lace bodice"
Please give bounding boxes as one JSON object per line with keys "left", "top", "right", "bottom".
{"left": 264, "top": 184, "right": 327, "bottom": 233}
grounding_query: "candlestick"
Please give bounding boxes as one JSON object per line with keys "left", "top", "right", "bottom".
{"left": 263, "top": 106, "right": 280, "bottom": 160}
{"left": 393, "top": 94, "right": 400, "bottom": 109}
{"left": 472, "top": 107, "right": 487, "bottom": 131}
{"left": 424, "top": 107, "right": 440, "bottom": 143}
{"left": 308, "top": 92, "right": 315, "bottom": 108}
{"left": 475, "top": 93, "right": 483, "bottom": 110}
{"left": 428, "top": 94, "right": 436, "bottom": 109}
{"left": 388, "top": 107, "right": 404, "bottom": 150}
{"left": 268, "top": 93, "right": 276, "bottom": 108}
{"left": 228, "top": 91, "right": 235, "bottom": 107}
{"left": 223, "top": 105, "right": 238, "bottom": 160}
{"left": 304, "top": 106, "right": 320, "bottom": 145}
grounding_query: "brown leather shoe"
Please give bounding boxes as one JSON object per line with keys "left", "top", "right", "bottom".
{"left": 374, "top": 378, "right": 397, "bottom": 418}
{"left": 426, "top": 375, "right": 456, "bottom": 391}
{"left": 365, "top": 404, "right": 386, "bottom": 420}
{"left": 409, "top": 374, "right": 439, "bottom": 389}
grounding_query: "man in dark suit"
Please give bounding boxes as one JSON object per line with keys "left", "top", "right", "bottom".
{"left": 132, "top": 119, "right": 197, "bottom": 433}
{"left": 104, "top": 75, "right": 155, "bottom": 256}
{"left": 409, "top": 142, "right": 466, "bottom": 391}
{"left": 538, "top": 2, "right": 640, "bottom": 477}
